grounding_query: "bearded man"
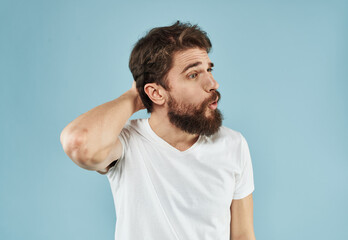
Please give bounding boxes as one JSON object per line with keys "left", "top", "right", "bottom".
{"left": 60, "top": 20, "right": 256, "bottom": 240}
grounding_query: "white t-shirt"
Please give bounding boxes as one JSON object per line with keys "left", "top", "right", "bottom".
{"left": 106, "top": 118, "right": 255, "bottom": 240}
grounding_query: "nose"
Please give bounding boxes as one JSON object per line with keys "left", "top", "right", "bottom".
{"left": 203, "top": 72, "right": 219, "bottom": 92}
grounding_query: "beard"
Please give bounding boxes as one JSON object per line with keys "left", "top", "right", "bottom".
{"left": 167, "top": 90, "right": 223, "bottom": 137}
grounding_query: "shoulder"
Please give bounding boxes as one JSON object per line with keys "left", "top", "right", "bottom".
{"left": 118, "top": 118, "right": 150, "bottom": 144}
{"left": 120, "top": 118, "right": 146, "bottom": 136}
{"left": 124, "top": 118, "right": 147, "bottom": 132}
{"left": 199, "top": 125, "right": 244, "bottom": 152}
{"left": 219, "top": 125, "right": 242, "bottom": 138}
{"left": 209, "top": 125, "right": 243, "bottom": 144}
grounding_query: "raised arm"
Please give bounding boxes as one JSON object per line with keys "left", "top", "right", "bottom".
{"left": 60, "top": 82, "right": 144, "bottom": 173}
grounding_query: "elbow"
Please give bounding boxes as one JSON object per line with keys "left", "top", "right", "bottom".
{"left": 60, "top": 128, "right": 108, "bottom": 171}
{"left": 60, "top": 129, "right": 91, "bottom": 167}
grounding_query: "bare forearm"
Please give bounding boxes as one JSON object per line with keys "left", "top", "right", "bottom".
{"left": 231, "top": 234, "right": 256, "bottom": 240}
{"left": 230, "top": 230, "right": 256, "bottom": 240}
{"left": 60, "top": 87, "right": 142, "bottom": 166}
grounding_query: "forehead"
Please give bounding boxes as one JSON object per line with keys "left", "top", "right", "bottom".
{"left": 171, "top": 48, "right": 210, "bottom": 70}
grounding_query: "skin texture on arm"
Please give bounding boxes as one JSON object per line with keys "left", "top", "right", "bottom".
{"left": 230, "top": 193, "right": 256, "bottom": 240}
{"left": 60, "top": 82, "right": 144, "bottom": 173}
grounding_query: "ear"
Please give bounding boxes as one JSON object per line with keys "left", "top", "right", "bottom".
{"left": 144, "top": 83, "right": 166, "bottom": 107}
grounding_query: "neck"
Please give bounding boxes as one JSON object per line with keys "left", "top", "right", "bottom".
{"left": 148, "top": 110, "right": 199, "bottom": 151}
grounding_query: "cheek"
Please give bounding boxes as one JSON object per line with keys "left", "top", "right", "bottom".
{"left": 179, "top": 88, "right": 204, "bottom": 103}
{"left": 179, "top": 94, "right": 202, "bottom": 106}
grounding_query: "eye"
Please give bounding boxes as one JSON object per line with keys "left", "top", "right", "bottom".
{"left": 188, "top": 73, "right": 198, "bottom": 79}
{"left": 207, "top": 67, "right": 214, "bottom": 72}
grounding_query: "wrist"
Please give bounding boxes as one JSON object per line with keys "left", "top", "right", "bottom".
{"left": 122, "top": 89, "right": 144, "bottom": 114}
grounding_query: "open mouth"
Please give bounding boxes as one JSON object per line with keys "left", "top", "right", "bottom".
{"left": 207, "top": 94, "right": 219, "bottom": 110}
{"left": 208, "top": 100, "right": 218, "bottom": 110}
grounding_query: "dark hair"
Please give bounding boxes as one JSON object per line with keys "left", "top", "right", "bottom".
{"left": 128, "top": 20, "right": 212, "bottom": 113}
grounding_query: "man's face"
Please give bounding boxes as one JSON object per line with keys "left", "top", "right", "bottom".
{"left": 164, "top": 47, "right": 223, "bottom": 136}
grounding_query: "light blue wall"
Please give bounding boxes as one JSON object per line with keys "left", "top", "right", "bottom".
{"left": 1, "top": 0, "right": 347, "bottom": 239}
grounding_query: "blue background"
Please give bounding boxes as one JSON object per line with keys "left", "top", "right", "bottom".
{"left": 1, "top": 0, "right": 347, "bottom": 239}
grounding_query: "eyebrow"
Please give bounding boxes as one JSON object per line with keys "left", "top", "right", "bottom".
{"left": 181, "top": 61, "right": 214, "bottom": 74}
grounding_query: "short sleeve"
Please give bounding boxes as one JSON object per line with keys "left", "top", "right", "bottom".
{"left": 233, "top": 133, "right": 255, "bottom": 199}
{"left": 105, "top": 121, "right": 131, "bottom": 181}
